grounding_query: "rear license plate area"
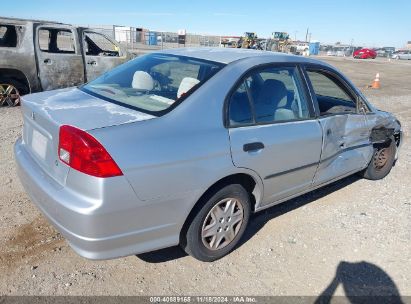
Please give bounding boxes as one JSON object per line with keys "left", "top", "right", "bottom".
{"left": 32, "top": 129, "right": 48, "bottom": 160}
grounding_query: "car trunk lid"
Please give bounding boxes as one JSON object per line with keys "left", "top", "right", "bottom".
{"left": 20, "top": 87, "right": 155, "bottom": 186}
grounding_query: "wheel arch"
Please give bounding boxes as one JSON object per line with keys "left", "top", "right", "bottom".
{"left": 0, "top": 68, "right": 31, "bottom": 94}
{"left": 179, "top": 172, "right": 262, "bottom": 246}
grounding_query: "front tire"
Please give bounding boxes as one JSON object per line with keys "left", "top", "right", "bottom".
{"left": 361, "top": 139, "right": 396, "bottom": 180}
{"left": 182, "top": 184, "right": 251, "bottom": 262}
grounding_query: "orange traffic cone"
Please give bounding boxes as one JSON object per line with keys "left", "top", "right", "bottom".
{"left": 371, "top": 73, "right": 380, "bottom": 89}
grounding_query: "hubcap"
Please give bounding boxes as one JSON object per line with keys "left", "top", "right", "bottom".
{"left": 0, "top": 84, "right": 21, "bottom": 107}
{"left": 373, "top": 148, "right": 388, "bottom": 170}
{"left": 201, "top": 198, "right": 244, "bottom": 251}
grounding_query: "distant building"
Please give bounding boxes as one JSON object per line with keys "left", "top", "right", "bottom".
{"left": 406, "top": 41, "right": 411, "bottom": 50}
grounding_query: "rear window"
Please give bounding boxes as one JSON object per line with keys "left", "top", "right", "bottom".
{"left": 0, "top": 25, "right": 17, "bottom": 47}
{"left": 82, "top": 53, "right": 224, "bottom": 115}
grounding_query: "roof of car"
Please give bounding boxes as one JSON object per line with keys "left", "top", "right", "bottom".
{"left": 0, "top": 16, "right": 67, "bottom": 25}
{"left": 156, "top": 47, "right": 323, "bottom": 65}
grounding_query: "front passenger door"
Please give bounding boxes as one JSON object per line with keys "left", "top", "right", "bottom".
{"left": 81, "top": 31, "right": 126, "bottom": 82}
{"left": 304, "top": 68, "right": 373, "bottom": 186}
{"left": 228, "top": 65, "right": 323, "bottom": 206}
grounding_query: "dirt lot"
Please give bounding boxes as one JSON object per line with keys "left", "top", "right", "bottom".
{"left": 0, "top": 56, "right": 410, "bottom": 298}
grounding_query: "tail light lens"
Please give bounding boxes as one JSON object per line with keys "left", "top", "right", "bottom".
{"left": 58, "top": 125, "right": 123, "bottom": 178}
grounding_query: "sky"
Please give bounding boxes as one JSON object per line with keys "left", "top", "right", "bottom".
{"left": 2, "top": 0, "right": 410, "bottom": 48}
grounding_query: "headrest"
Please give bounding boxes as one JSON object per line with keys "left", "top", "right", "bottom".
{"left": 132, "top": 71, "right": 154, "bottom": 91}
{"left": 177, "top": 77, "right": 200, "bottom": 99}
{"left": 259, "top": 79, "right": 288, "bottom": 107}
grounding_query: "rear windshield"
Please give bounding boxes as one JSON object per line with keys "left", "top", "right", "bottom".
{"left": 82, "top": 54, "right": 224, "bottom": 115}
{"left": 0, "top": 25, "right": 17, "bottom": 47}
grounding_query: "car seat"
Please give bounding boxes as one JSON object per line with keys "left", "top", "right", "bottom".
{"left": 177, "top": 77, "right": 200, "bottom": 99}
{"left": 255, "top": 79, "right": 295, "bottom": 122}
{"left": 132, "top": 71, "right": 154, "bottom": 91}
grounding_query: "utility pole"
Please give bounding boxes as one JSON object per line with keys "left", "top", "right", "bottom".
{"left": 305, "top": 28, "right": 309, "bottom": 42}
{"left": 350, "top": 38, "right": 354, "bottom": 56}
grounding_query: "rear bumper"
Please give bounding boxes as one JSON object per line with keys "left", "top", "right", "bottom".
{"left": 14, "top": 137, "right": 196, "bottom": 259}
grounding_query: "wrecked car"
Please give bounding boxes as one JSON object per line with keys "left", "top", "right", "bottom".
{"left": 0, "top": 17, "right": 127, "bottom": 106}
{"left": 14, "top": 48, "right": 402, "bottom": 261}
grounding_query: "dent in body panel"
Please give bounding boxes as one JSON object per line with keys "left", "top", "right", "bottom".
{"left": 366, "top": 110, "right": 403, "bottom": 159}
{"left": 313, "top": 114, "right": 373, "bottom": 186}
{"left": 370, "top": 127, "right": 395, "bottom": 144}
{"left": 366, "top": 110, "right": 401, "bottom": 143}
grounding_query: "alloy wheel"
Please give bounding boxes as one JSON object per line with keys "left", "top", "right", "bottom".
{"left": 0, "top": 84, "right": 21, "bottom": 107}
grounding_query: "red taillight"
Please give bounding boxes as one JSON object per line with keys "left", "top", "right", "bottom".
{"left": 58, "top": 125, "right": 123, "bottom": 178}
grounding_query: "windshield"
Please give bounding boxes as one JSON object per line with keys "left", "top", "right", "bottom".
{"left": 82, "top": 53, "right": 224, "bottom": 115}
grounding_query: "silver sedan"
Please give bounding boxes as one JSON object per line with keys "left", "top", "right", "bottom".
{"left": 15, "top": 48, "right": 402, "bottom": 261}
{"left": 392, "top": 50, "right": 411, "bottom": 60}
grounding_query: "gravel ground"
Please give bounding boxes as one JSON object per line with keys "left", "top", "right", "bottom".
{"left": 0, "top": 56, "right": 410, "bottom": 297}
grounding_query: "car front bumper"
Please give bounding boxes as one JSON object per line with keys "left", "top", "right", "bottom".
{"left": 14, "top": 137, "right": 197, "bottom": 259}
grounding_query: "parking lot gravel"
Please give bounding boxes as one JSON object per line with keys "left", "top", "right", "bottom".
{"left": 0, "top": 56, "right": 410, "bottom": 298}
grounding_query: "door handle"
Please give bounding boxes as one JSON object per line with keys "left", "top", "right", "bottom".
{"left": 243, "top": 142, "right": 265, "bottom": 152}
{"left": 87, "top": 60, "right": 97, "bottom": 66}
{"left": 43, "top": 58, "right": 52, "bottom": 65}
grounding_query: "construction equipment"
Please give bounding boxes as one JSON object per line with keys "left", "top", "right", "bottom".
{"left": 267, "top": 32, "right": 291, "bottom": 53}
{"left": 237, "top": 32, "right": 259, "bottom": 49}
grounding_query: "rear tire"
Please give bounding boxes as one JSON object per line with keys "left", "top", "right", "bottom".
{"left": 182, "top": 184, "right": 251, "bottom": 262}
{"left": 361, "top": 138, "right": 396, "bottom": 180}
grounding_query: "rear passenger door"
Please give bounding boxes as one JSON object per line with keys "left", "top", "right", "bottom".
{"left": 304, "top": 67, "right": 373, "bottom": 186}
{"left": 35, "top": 25, "right": 85, "bottom": 90}
{"left": 228, "top": 65, "right": 323, "bottom": 206}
